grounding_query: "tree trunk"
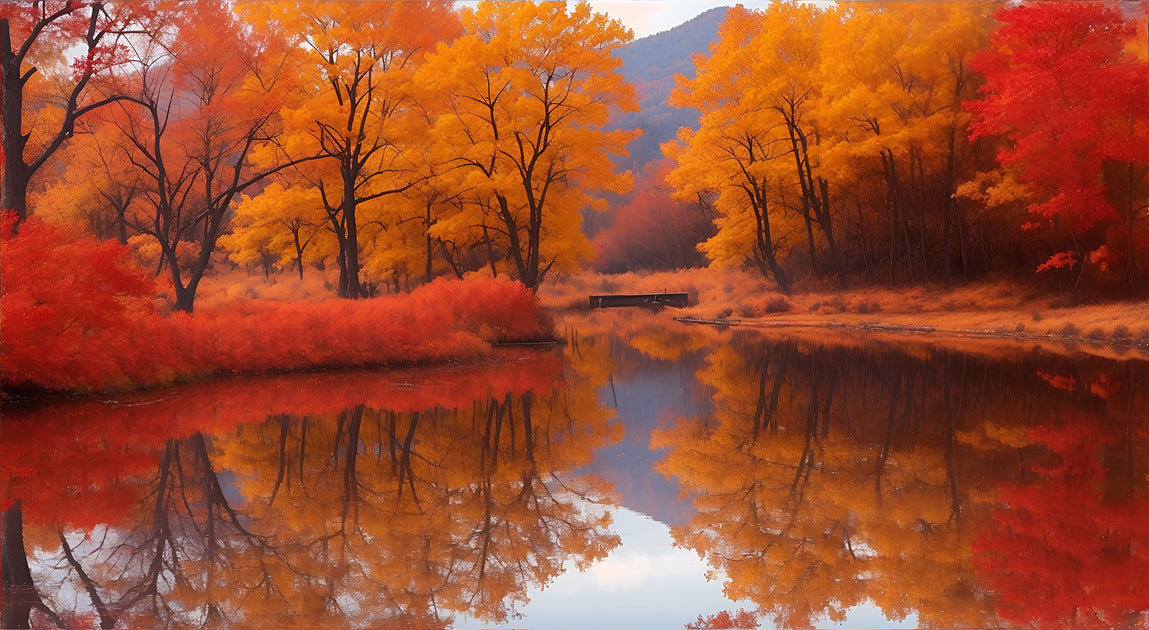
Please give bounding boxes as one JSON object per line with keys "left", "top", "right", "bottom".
{"left": 438, "top": 240, "right": 465, "bottom": 279}
{"left": 1, "top": 19, "right": 29, "bottom": 222}
{"left": 749, "top": 187, "right": 790, "bottom": 294}
{"left": 817, "top": 177, "right": 848, "bottom": 288}
{"left": 482, "top": 225, "right": 499, "bottom": 278}
{"left": 2, "top": 504, "right": 41, "bottom": 629}
{"left": 527, "top": 200, "right": 542, "bottom": 290}
{"left": 913, "top": 149, "right": 930, "bottom": 285}
{"left": 943, "top": 127, "right": 957, "bottom": 288}
{"left": 496, "top": 194, "right": 531, "bottom": 287}
{"left": 342, "top": 190, "right": 363, "bottom": 299}
{"left": 423, "top": 206, "right": 434, "bottom": 284}
{"left": 294, "top": 232, "right": 306, "bottom": 281}
{"left": 173, "top": 279, "right": 201, "bottom": 313}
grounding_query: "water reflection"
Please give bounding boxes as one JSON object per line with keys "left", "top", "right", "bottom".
{"left": 1, "top": 350, "right": 621, "bottom": 629}
{"left": 648, "top": 331, "right": 1148, "bottom": 629}
{"left": 2, "top": 318, "right": 1147, "bottom": 629}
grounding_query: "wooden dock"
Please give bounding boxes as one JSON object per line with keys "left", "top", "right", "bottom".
{"left": 589, "top": 292, "right": 689, "bottom": 309}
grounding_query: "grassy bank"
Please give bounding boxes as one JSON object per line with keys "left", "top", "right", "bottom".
{"left": 543, "top": 269, "right": 1149, "bottom": 355}
{"left": 2, "top": 274, "right": 551, "bottom": 395}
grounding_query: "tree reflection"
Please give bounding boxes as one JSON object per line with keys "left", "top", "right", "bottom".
{"left": 973, "top": 369, "right": 1148, "bottom": 629}
{"left": 1, "top": 350, "right": 621, "bottom": 629}
{"left": 653, "top": 336, "right": 1148, "bottom": 629}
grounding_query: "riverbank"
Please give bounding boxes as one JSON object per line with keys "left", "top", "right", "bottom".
{"left": 542, "top": 269, "right": 1149, "bottom": 358}
{"left": 2, "top": 276, "right": 552, "bottom": 395}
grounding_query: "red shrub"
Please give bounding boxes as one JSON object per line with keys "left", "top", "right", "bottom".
{"left": 1, "top": 214, "right": 554, "bottom": 393}
{"left": 0, "top": 214, "right": 160, "bottom": 391}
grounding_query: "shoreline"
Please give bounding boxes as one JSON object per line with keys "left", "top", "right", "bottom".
{"left": 543, "top": 269, "right": 1149, "bottom": 360}
{"left": 673, "top": 313, "right": 1149, "bottom": 361}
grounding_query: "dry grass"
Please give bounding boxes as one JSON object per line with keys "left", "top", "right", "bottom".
{"left": 187, "top": 267, "right": 1149, "bottom": 356}
{"left": 192, "top": 268, "right": 340, "bottom": 308}
{"left": 544, "top": 268, "right": 1149, "bottom": 356}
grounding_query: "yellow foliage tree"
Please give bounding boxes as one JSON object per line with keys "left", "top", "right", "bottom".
{"left": 219, "top": 182, "right": 331, "bottom": 280}
{"left": 420, "top": 1, "right": 640, "bottom": 290}
{"left": 238, "top": 1, "right": 461, "bottom": 298}
{"left": 32, "top": 117, "right": 143, "bottom": 244}
{"left": 817, "top": 2, "right": 994, "bottom": 286}
{"left": 666, "top": 3, "right": 845, "bottom": 291}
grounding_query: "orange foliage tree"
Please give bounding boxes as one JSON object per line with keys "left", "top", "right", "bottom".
{"left": 100, "top": 1, "right": 315, "bottom": 312}
{"left": 663, "top": 1, "right": 1145, "bottom": 294}
{"left": 235, "top": 1, "right": 461, "bottom": 299}
{"left": 666, "top": 3, "right": 847, "bottom": 292}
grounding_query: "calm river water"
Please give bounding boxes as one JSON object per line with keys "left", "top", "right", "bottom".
{"left": 2, "top": 311, "right": 1146, "bottom": 629}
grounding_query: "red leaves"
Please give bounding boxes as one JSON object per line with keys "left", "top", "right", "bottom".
{"left": 1, "top": 214, "right": 159, "bottom": 391}
{"left": 1, "top": 215, "right": 553, "bottom": 393}
{"left": 162, "top": 276, "right": 550, "bottom": 377}
{"left": 966, "top": 2, "right": 1149, "bottom": 276}
{"left": 972, "top": 420, "right": 1149, "bottom": 630}
{"left": 1034, "top": 250, "right": 1077, "bottom": 274}
{"left": 1, "top": 350, "right": 564, "bottom": 528}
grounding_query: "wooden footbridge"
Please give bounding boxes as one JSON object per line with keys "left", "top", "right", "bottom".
{"left": 589, "top": 292, "right": 690, "bottom": 309}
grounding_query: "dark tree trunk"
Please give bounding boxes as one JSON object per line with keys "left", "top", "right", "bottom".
{"left": 294, "top": 230, "right": 306, "bottom": 281}
{"left": 943, "top": 127, "right": 957, "bottom": 288}
{"left": 341, "top": 178, "right": 363, "bottom": 299}
{"left": 496, "top": 194, "right": 531, "bottom": 289}
{"left": 2, "top": 504, "right": 47, "bottom": 630}
{"left": 748, "top": 186, "right": 790, "bottom": 294}
{"left": 483, "top": 225, "right": 499, "bottom": 278}
{"left": 1, "top": 18, "right": 29, "bottom": 222}
{"left": 438, "top": 239, "right": 465, "bottom": 279}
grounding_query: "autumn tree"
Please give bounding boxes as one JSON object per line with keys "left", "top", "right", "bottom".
{"left": 966, "top": 1, "right": 1149, "bottom": 291}
{"left": 817, "top": 2, "right": 993, "bottom": 287}
{"left": 33, "top": 115, "right": 143, "bottom": 243}
{"left": 666, "top": 3, "right": 845, "bottom": 292}
{"left": 0, "top": 0, "right": 151, "bottom": 223}
{"left": 237, "top": 1, "right": 461, "bottom": 299}
{"left": 219, "top": 181, "right": 329, "bottom": 280}
{"left": 99, "top": 2, "right": 315, "bottom": 312}
{"left": 420, "top": 1, "right": 639, "bottom": 291}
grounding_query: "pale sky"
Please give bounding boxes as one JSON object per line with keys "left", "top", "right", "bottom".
{"left": 584, "top": 1, "right": 775, "bottom": 39}
{"left": 453, "top": 505, "right": 921, "bottom": 630}
{"left": 458, "top": 1, "right": 779, "bottom": 40}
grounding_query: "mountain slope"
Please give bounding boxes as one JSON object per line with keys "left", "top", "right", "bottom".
{"left": 612, "top": 7, "right": 727, "bottom": 172}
